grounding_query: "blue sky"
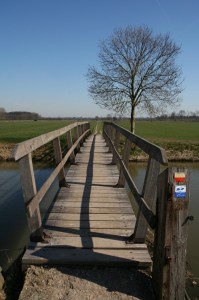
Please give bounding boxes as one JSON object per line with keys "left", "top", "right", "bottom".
{"left": 0, "top": 0, "right": 198, "bottom": 118}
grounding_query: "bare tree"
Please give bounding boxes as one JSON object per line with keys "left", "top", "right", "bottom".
{"left": 0, "top": 107, "right": 6, "bottom": 120}
{"left": 178, "top": 109, "right": 186, "bottom": 119}
{"left": 87, "top": 26, "right": 183, "bottom": 132}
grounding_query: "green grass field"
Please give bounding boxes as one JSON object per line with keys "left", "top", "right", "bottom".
{"left": 0, "top": 120, "right": 87, "bottom": 143}
{"left": 114, "top": 120, "right": 199, "bottom": 142}
{"left": 0, "top": 119, "right": 198, "bottom": 144}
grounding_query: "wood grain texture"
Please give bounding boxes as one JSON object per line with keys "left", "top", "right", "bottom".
{"left": 22, "top": 133, "right": 151, "bottom": 268}
{"left": 104, "top": 122, "right": 168, "bottom": 165}
{"left": 12, "top": 122, "right": 89, "bottom": 160}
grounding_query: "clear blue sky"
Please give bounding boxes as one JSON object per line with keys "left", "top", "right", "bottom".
{"left": 0, "top": 0, "right": 198, "bottom": 118}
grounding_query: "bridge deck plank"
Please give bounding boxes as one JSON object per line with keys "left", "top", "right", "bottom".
{"left": 22, "top": 134, "right": 151, "bottom": 268}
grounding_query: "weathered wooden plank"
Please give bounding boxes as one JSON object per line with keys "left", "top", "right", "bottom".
{"left": 55, "top": 197, "right": 130, "bottom": 203}
{"left": 69, "top": 164, "right": 117, "bottom": 169}
{"left": 22, "top": 248, "right": 151, "bottom": 267}
{"left": 52, "top": 202, "right": 132, "bottom": 208}
{"left": 57, "top": 192, "right": 129, "bottom": 198}
{"left": 30, "top": 237, "right": 146, "bottom": 249}
{"left": 46, "top": 213, "right": 135, "bottom": 221}
{"left": 57, "top": 190, "right": 128, "bottom": 195}
{"left": 43, "top": 228, "right": 132, "bottom": 238}
{"left": 45, "top": 219, "right": 135, "bottom": 229}
{"left": 65, "top": 179, "right": 119, "bottom": 184}
{"left": 66, "top": 175, "right": 118, "bottom": 179}
{"left": 49, "top": 207, "right": 132, "bottom": 214}
{"left": 66, "top": 171, "right": 119, "bottom": 176}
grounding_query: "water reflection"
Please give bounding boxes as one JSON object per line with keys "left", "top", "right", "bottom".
{"left": 0, "top": 162, "right": 58, "bottom": 271}
{"left": 128, "top": 161, "right": 199, "bottom": 298}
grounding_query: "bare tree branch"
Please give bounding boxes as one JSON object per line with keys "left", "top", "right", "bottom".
{"left": 87, "top": 25, "right": 183, "bottom": 132}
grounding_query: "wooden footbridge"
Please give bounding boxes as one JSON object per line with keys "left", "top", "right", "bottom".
{"left": 12, "top": 121, "right": 190, "bottom": 299}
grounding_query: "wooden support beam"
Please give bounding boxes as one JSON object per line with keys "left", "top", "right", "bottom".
{"left": 66, "top": 130, "right": 75, "bottom": 163}
{"left": 111, "top": 130, "right": 120, "bottom": 164}
{"left": 104, "top": 122, "right": 168, "bottom": 165}
{"left": 74, "top": 125, "right": 80, "bottom": 152}
{"left": 19, "top": 153, "right": 43, "bottom": 240}
{"left": 118, "top": 138, "right": 131, "bottom": 187}
{"left": 133, "top": 157, "right": 160, "bottom": 243}
{"left": 53, "top": 137, "right": 66, "bottom": 187}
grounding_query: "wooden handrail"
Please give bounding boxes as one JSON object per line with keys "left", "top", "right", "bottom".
{"left": 27, "top": 128, "right": 89, "bottom": 217}
{"left": 104, "top": 122, "right": 190, "bottom": 298}
{"left": 12, "top": 121, "right": 89, "bottom": 160}
{"left": 104, "top": 121, "right": 168, "bottom": 165}
{"left": 103, "top": 121, "right": 168, "bottom": 242}
{"left": 12, "top": 121, "right": 90, "bottom": 240}
{"left": 103, "top": 128, "right": 156, "bottom": 228}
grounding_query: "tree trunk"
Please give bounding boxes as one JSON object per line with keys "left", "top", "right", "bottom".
{"left": 130, "top": 105, "right": 135, "bottom": 133}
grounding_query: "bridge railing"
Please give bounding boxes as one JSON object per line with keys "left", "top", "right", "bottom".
{"left": 103, "top": 121, "right": 168, "bottom": 243}
{"left": 103, "top": 121, "right": 190, "bottom": 299}
{"left": 12, "top": 121, "right": 90, "bottom": 241}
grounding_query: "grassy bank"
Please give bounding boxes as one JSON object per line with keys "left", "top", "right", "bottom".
{"left": 113, "top": 120, "right": 199, "bottom": 161}
{"left": 0, "top": 119, "right": 198, "bottom": 161}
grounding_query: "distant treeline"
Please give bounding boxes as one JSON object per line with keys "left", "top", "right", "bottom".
{"left": 155, "top": 110, "right": 199, "bottom": 121}
{"left": 0, "top": 110, "right": 41, "bottom": 120}
{"left": 0, "top": 107, "right": 199, "bottom": 121}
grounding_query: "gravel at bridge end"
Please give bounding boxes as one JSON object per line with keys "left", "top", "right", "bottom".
{"left": 18, "top": 265, "right": 155, "bottom": 300}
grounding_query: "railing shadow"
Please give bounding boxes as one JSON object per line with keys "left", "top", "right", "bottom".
{"left": 27, "top": 133, "right": 154, "bottom": 298}
{"left": 79, "top": 133, "right": 96, "bottom": 247}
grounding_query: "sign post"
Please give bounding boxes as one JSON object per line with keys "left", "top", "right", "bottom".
{"left": 153, "top": 167, "right": 190, "bottom": 299}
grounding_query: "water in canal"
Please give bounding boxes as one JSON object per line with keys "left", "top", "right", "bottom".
{"left": 0, "top": 161, "right": 198, "bottom": 297}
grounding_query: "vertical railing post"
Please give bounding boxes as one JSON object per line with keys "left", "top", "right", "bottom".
{"left": 66, "top": 130, "right": 75, "bottom": 163}
{"left": 53, "top": 137, "right": 66, "bottom": 187}
{"left": 103, "top": 123, "right": 108, "bottom": 144}
{"left": 106, "top": 124, "right": 113, "bottom": 153}
{"left": 133, "top": 157, "right": 160, "bottom": 242}
{"left": 74, "top": 124, "right": 80, "bottom": 152}
{"left": 19, "top": 153, "right": 43, "bottom": 241}
{"left": 79, "top": 124, "right": 83, "bottom": 139}
{"left": 117, "top": 138, "right": 131, "bottom": 187}
{"left": 152, "top": 167, "right": 190, "bottom": 299}
{"left": 111, "top": 129, "right": 120, "bottom": 164}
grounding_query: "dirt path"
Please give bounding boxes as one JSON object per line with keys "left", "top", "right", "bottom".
{"left": 18, "top": 266, "right": 155, "bottom": 300}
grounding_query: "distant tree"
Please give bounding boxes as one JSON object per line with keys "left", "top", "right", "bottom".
{"left": 106, "top": 114, "right": 112, "bottom": 120}
{"left": 0, "top": 107, "right": 6, "bottom": 120}
{"left": 178, "top": 110, "right": 186, "bottom": 119}
{"left": 87, "top": 25, "right": 183, "bottom": 133}
{"left": 171, "top": 111, "right": 176, "bottom": 120}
